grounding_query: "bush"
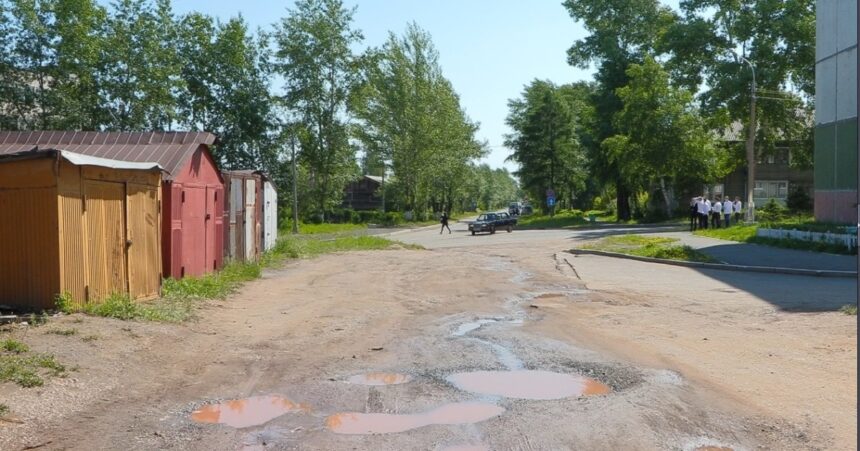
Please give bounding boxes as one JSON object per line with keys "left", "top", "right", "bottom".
{"left": 786, "top": 186, "right": 812, "bottom": 213}
{"left": 381, "top": 212, "right": 404, "bottom": 227}
{"left": 758, "top": 198, "right": 789, "bottom": 222}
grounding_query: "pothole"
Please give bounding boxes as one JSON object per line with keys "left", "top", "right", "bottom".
{"left": 347, "top": 373, "right": 412, "bottom": 386}
{"left": 191, "top": 396, "right": 310, "bottom": 428}
{"left": 325, "top": 402, "right": 504, "bottom": 434}
{"left": 446, "top": 370, "right": 611, "bottom": 400}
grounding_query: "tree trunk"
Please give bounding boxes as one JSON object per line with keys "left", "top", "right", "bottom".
{"left": 616, "top": 181, "right": 631, "bottom": 221}
{"left": 660, "top": 178, "right": 672, "bottom": 219}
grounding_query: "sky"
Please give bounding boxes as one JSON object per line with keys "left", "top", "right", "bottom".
{"left": 160, "top": 0, "right": 598, "bottom": 173}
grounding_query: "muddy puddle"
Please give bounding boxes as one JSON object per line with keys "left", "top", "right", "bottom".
{"left": 347, "top": 372, "right": 412, "bottom": 385}
{"left": 191, "top": 396, "right": 310, "bottom": 428}
{"left": 447, "top": 370, "right": 611, "bottom": 400}
{"left": 325, "top": 402, "right": 504, "bottom": 435}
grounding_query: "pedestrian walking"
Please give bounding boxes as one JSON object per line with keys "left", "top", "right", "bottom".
{"left": 711, "top": 197, "right": 722, "bottom": 229}
{"left": 733, "top": 197, "right": 743, "bottom": 223}
{"left": 689, "top": 197, "right": 699, "bottom": 231}
{"left": 722, "top": 195, "right": 733, "bottom": 226}
{"left": 440, "top": 212, "right": 452, "bottom": 234}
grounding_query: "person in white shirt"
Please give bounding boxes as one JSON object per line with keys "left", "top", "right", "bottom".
{"left": 733, "top": 197, "right": 743, "bottom": 223}
{"left": 722, "top": 196, "right": 733, "bottom": 226}
{"left": 697, "top": 196, "right": 709, "bottom": 229}
{"left": 711, "top": 198, "right": 723, "bottom": 228}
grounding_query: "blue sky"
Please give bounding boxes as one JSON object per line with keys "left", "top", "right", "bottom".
{"left": 160, "top": 1, "right": 596, "bottom": 172}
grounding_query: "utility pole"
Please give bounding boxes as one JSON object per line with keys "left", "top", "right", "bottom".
{"left": 290, "top": 134, "right": 299, "bottom": 235}
{"left": 740, "top": 56, "right": 757, "bottom": 222}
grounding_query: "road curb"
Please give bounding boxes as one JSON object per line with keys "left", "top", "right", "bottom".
{"left": 567, "top": 249, "right": 858, "bottom": 278}
{"left": 382, "top": 223, "right": 443, "bottom": 237}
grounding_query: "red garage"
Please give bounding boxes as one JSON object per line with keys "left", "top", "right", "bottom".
{"left": 0, "top": 131, "right": 225, "bottom": 279}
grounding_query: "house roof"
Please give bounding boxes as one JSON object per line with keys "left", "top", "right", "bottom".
{"left": 365, "top": 175, "right": 383, "bottom": 184}
{"left": 0, "top": 131, "right": 216, "bottom": 180}
{"left": 0, "top": 148, "right": 163, "bottom": 171}
{"left": 224, "top": 169, "right": 271, "bottom": 181}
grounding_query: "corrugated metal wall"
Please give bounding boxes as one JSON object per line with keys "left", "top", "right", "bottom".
{"left": 127, "top": 182, "right": 162, "bottom": 300}
{"left": 263, "top": 181, "right": 278, "bottom": 251}
{"left": 0, "top": 159, "right": 60, "bottom": 310}
{"left": 83, "top": 180, "right": 128, "bottom": 302}
{"left": 58, "top": 162, "right": 88, "bottom": 307}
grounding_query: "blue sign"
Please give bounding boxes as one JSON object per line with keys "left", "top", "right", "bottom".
{"left": 547, "top": 197, "right": 556, "bottom": 207}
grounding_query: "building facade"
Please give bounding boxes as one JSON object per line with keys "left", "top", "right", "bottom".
{"left": 815, "top": 0, "right": 857, "bottom": 223}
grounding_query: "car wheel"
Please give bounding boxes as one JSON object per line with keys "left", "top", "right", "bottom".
{"left": 471, "top": 230, "right": 475, "bottom": 236}
{"left": 507, "top": 226, "right": 512, "bottom": 233}
{"left": 491, "top": 226, "right": 496, "bottom": 234}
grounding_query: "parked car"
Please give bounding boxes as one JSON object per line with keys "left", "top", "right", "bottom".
{"left": 508, "top": 202, "right": 521, "bottom": 216}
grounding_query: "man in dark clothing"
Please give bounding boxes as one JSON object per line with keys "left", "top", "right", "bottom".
{"left": 440, "top": 212, "right": 451, "bottom": 234}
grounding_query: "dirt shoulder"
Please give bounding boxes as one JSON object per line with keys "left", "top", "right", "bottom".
{"left": 0, "top": 241, "right": 855, "bottom": 450}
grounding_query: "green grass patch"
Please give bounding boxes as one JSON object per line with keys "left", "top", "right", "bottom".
{"left": 1, "top": 339, "right": 29, "bottom": 354}
{"left": 0, "top": 345, "right": 67, "bottom": 388}
{"left": 266, "top": 235, "right": 420, "bottom": 261}
{"left": 0, "top": 403, "right": 8, "bottom": 416}
{"left": 694, "top": 224, "right": 758, "bottom": 242}
{"left": 82, "top": 334, "right": 99, "bottom": 342}
{"left": 285, "top": 222, "right": 369, "bottom": 235}
{"left": 163, "top": 261, "right": 262, "bottom": 301}
{"left": 518, "top": 209, "right": 618, "bottom": 230}
{"left": 695, "top": 223, "right": 854, "bottom": 254}
{"left": 583, "top": 234, "right": 718, "bottom": 263}
{"left": 839, "top": 304, "right": 858, "bottom": 315}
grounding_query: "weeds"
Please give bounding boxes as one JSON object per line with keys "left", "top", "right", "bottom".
{"left": 82, "top": 335, "right": 99, "bottom": 342}
{"left": 0, "top": 344, "right": 67, "bottom": 388}
{"left": 163, "top": 261, "right": 261, "bottom": 301}
{"left": 0, "top": 403, "right": 8, "bottom": 416}
{"left": 695, "top": 223, "right": 855, "bottom": 255}
{"left": 839, "top": 304, "right": 857, "bottom": 315}
{"left": 1, "top": 339, "right": 29, "bottom": 354}
{"left": 46, "top": 328, "right": 78, "bottom": 336}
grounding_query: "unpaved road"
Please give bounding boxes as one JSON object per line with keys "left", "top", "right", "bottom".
{"left": 0, "top": 223, "right": 855, "bottom": 450}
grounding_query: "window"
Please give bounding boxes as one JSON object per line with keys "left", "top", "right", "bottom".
{"left": 754, "top": 180, "right": 789, "bottom": 199}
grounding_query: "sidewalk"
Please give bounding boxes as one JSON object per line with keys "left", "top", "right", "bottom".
{"left": 655, "top": 231, "right": 858, "bottom": 272}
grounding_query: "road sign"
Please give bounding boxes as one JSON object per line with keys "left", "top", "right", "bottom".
{"left": 546, "top": 188, "right": 555, "bottom": 198}
{"left": 547, "top": 197, "right": 556, "bottom": 207}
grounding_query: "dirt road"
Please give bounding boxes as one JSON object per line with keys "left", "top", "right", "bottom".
{"left": 0, "top": 226, "right": 855, "bottom": 450}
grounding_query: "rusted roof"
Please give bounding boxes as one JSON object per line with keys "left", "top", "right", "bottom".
{"left": 0, "top": 131, "right": 216, "bottom": 180}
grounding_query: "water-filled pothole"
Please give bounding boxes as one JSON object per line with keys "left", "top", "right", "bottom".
{"left": 191, "top": 396, "right": 310, "bottom": 428}
{"left": 447, "top": 370, "right": 610, "bottom": 400}
{"left": 325, "top": 402, "right": 504, "bottom": 434}
{"left": 347, "top": 372, "right": 412, "bottom": 385}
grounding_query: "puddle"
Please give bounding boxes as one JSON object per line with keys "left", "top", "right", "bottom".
{"left": 447, "top": 370, "right": 611, "bottom": 400}
{"left": 326, "top": 402, "right": 504, "bottom": 435}
{"left": 191, "top": 396, "right": 310, "bottom": 428}
{"left": 453, "top": 319, "right": 498, "bottom": 337}
{"left": 347, "top": 372, "right": 412, "bottom": 385}
{"left": 474, "top": 339, "right": 524, "bottom": 370}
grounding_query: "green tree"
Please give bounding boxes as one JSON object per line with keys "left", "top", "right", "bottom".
{"left": 101, "top": 0, "right": 183, "bottom": 130}
{"left": 564, "top": 0, "right": 676, "bottom": 219}
{"left": 602, "top": 57, "right": 726, "bottom": 218}
{"left": 177, "top": 13, "right": 277, "bottom": 171}
{"left": 274, "top": 0, "right": 362, "bottom": 220}
{"left": 353, "top": 23, "right": 484, "bottom": 216}
{"left": 505, "top": 79, "right": 586, "bottom": 214}
{"left": 664, "top": 0, "right": 814, "bottom": 166}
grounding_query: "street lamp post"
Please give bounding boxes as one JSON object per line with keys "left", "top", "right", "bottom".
{"left": 739, "top": 56, "right": 757, "bottom": 223}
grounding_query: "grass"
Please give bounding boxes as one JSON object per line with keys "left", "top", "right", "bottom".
{"left": 286, "top": 222, "right": 369, "bottom": 235}
{"left": 0, "top": 343, "right": 67, "bottom": 388}
{"left": 46, "top": 328, "right": 78, "bottom": 336}
{"left": 840, "top": 304, "right": 857, "bottom": 315}
{"left": 1, "top": 339, "right": 29, "bottom": 354}
{"left": 517, "top": 210, "right": 615, "bottom": 230}
{"left": 0, "top": 403, "right": 8, "bottom": 417}
{"left": 266, "top": 235, "right": 420, "bottom": 261}
{"left": 582, "top": 234, "right": 718, "bottom": 263}
{"left": 695, "top": 223, "right": 855, "bottom": 255}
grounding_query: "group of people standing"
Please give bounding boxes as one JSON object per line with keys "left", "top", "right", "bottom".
{"left": 690, "top": 196, "right": 743, "bottom": 231}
